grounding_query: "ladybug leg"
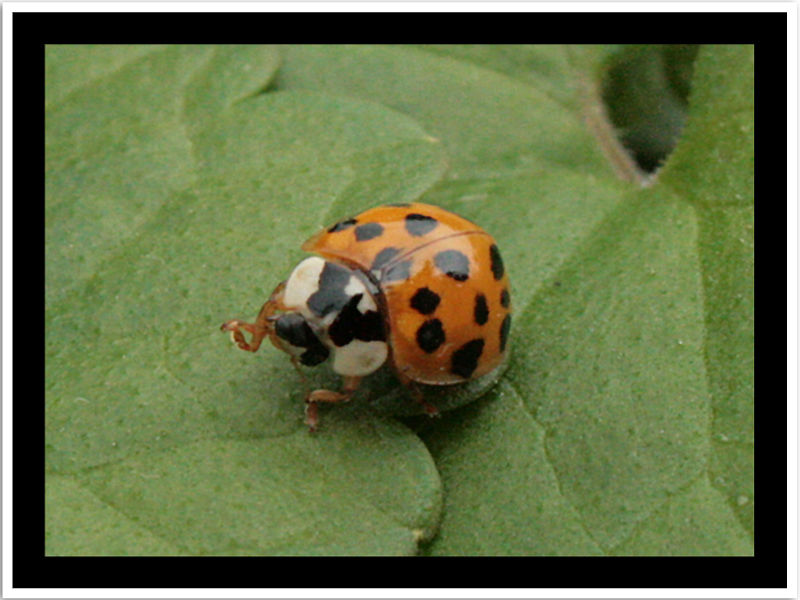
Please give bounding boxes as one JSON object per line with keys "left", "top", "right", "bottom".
{"left": 221, "top": 281, "right": 287, "bottom": 352}
{"left": 305, "top": 376, "right": 362, "bottom": 432}
{"left": 397, "top": 374, "right": 439, "bottom": 418}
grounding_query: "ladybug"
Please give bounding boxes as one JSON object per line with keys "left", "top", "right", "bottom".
{"left": 222, "top": 203, "right": 511, "bottom": 431}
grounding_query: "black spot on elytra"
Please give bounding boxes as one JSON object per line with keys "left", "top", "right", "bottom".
{"left": 474, "top": 293, "right": 489, "bottom": 325}
{"left": 416, "top": 319, "right": 446, "bottom": 354}
{"left": 404, "top": 213, "right": 439, "bottom": 237}
{"left": 328, "top": 294, "right": 386, "bottom": 347}
{"left": 489, "top": 244, "right": 505, "bottom": 280}
{"left": 450, "top": 339, "right": 485, "bottom": 379}
{"left": 500, "top": 288, "right": 511, "bottom": 308}
{"left": 382, "top": 259, "right": 412, "bottom": 283}
{"left": 306, "top": 262, "right": 352, "bottom": 318}
{"left": 410, "top": 287, "right": 441, "bottom": 315}
{"left": 371, "top": 247, "right": 400, "bottom": 272}
{"left": 500, "top": 314, "right": 512, "bottom": 352}
{"left": 355, "top": 222, "right": 384, "bottom": 242}
{"left": 434, "top": 249, "right": 470, "bottom": 282}
{"left": 328, "top": 218, "right": 357, "bottom": 233}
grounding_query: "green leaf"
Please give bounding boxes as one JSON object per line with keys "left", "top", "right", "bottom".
{"left": 50, "top": 417, "right": 440, "bottom": 555}
{"left": 660, "top": 44, "right": 755, "bottom": 541}
{"left": 45, "top": 45, "right": 753, "bottom": 556}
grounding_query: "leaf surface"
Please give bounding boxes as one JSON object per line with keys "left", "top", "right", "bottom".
{"left": 45, "top": 44, "right": 753, "bottom": 556}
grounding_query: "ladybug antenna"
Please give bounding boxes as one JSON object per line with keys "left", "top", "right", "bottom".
{"left": 220, "top": 280, "right": 287, "bottom": 353}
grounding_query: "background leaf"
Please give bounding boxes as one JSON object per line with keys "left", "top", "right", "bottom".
{"left": 45, "top": 44, "right": 753, "bottom": 556}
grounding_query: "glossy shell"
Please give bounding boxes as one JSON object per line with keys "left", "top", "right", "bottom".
{"left": 303, "top": 203, "right": 511, "bottom": 385}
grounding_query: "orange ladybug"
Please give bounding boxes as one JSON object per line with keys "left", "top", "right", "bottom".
{"left": 222, "top": 203, "right": 511, "bottom": 431}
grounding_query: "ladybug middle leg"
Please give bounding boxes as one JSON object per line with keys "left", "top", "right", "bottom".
{"left": 305, "top": 376, "right": 362, "bottom": 432}
{"left": 395, "top": 372, "right": 439, "bottom": 418}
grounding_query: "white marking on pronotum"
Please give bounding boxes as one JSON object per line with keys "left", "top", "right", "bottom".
{"left": 344, "top": 275, "right": 376, "bottom": 313}
{"left": 332, "top": 340, "right": 388, "bottom": 376}
{"left": 283, "top": 257, "right": 326, "bottom": 309}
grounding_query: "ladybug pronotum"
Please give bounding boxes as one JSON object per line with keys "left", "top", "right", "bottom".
{"left": 222, "top": 203, "right": 511, "bottom": 431}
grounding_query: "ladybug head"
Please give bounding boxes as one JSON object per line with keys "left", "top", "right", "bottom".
{"left": 270, "top": 311, "right": 330, "bottom": 367}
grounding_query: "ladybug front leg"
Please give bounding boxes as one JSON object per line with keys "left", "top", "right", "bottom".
{"left": 305, "top": 376, "right": 362, "bottom": 432}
